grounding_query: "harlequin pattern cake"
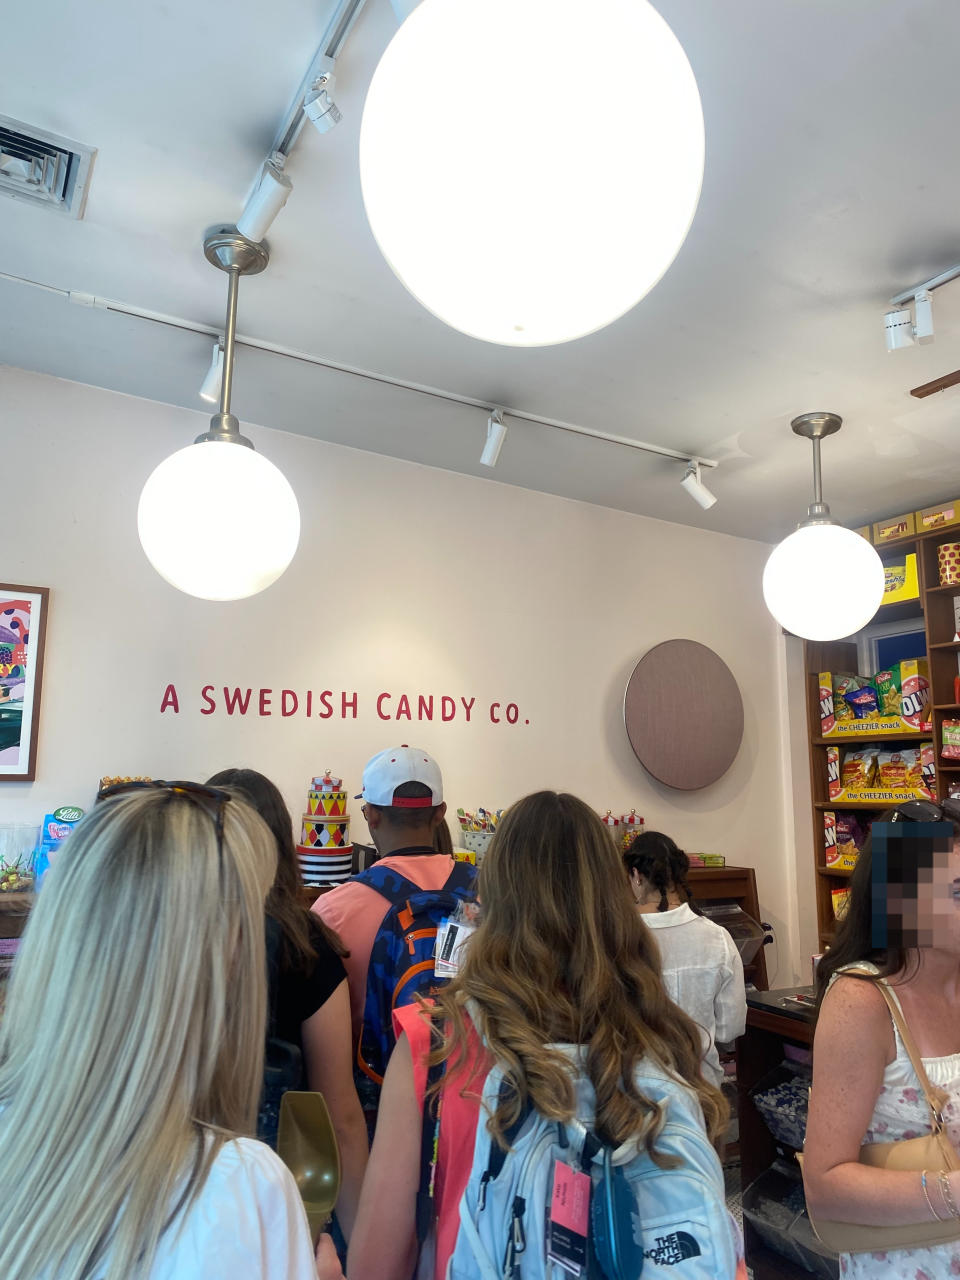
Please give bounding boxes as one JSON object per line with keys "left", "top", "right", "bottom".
{"left": 296, "top": 771, "right": 353, "bottom": 886}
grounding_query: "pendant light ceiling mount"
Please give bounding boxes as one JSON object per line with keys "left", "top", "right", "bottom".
{"left": 202, "top": 225, "right": 270, "bottom": 277}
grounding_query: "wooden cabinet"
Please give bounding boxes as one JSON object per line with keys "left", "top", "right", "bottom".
{"left": 688, "top": 864, "right": 769, "bottom": 990}
{"left": 803, "top": 523, "right": 960, "bottom": 950}
{"left": 739, "top": 992, "right": 817, "bottom": 1280}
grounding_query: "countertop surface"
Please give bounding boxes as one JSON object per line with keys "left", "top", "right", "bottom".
{"left": 746, "top": 985, "right": 817, "bottom": 1025}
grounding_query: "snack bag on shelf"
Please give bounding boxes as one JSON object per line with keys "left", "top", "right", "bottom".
{"left": 824, "top": 811, "right": 865, "bottom": 871}
{"left": 840, "top": 749, "right": 878, "bottom": 795}
{"left": 819, "top": 672, "right": 835, "bottom": 736}
{"left": 826, "top": 745, "right": 841, "bottom": 802}
{"left": 833, "top": 674, "right": 863, "bottom": 724}
{"left": 920, "top": 742, "right": 937, "bottom": 797}
{"left": 835, "top": 812, "right": 866, "bottom": 867}
{"left": 33, "top": 807, "right": 85, "bottom": 890}
{"left": 942, "top": 720, "right": 960, "bottom": 761}
{"left": 831, "top": 887, "right": 852, "bottom": 921}
{"left": 876, "top": 749, "right": 925, "bottom": 797}
{"left": 843, "top": 684, "right": 880, "bottom": 720}
{"left": 875, "top": 666, "right": 902, "bottom": 719}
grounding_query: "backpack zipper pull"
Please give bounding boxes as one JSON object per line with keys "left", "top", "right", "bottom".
{"left": 501, "top": 1196, "right": 526, "bottom": 1278}
{"left": 478, "top": 1170, "right": 491, "bottom": 1211}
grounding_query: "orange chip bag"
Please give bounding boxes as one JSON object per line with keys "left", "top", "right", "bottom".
{"left": 840, "top": 749, "right": 877, "bottom": 794}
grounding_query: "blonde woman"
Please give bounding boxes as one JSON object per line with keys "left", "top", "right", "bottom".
{"left": 0, "top": 781, "right": 337, "bottom": 1280}
{"left": 348, "top": 790, "right": 746, "bottom": 1280}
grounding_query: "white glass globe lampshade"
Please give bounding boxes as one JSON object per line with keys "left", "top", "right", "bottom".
{"left": 762, "top": 524, "right": 886, "bottom": 641}
{"left": 138, "top": 442, "right": 300, "bottom": 600}
{"left": 359, "top": 0, "right": 704, "bottom": 346}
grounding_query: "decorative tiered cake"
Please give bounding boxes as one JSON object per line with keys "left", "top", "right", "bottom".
{"left": 296, "top": 771, "right": 354, "bottom": 886}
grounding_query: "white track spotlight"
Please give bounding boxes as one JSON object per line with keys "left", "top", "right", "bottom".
{"left": 236, "top": 158, "right": 292, "bottom": 243}
{"left": 680, "top": 460, "right": 717, "bottom": 510}
{"left": 198, "top": 342, "right": 224, "bottom": 403}
{"left": 304, "top": 58, "right": 343, "bottom": 135}
{"left": 480, "top": 409, "right": 508, "bottom": 467}
{"left": 913, "top": 287, "right": 934, "bottom": 344}
{"left": 762, "top": 413, "right": 884, "bottom": 640}
{"left": 884, "top": 307, "right": 915, "bottom": 351}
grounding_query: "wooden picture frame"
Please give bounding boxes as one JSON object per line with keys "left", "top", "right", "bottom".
{"left": 0, "top": 585, "right": 49, "bottom": 782}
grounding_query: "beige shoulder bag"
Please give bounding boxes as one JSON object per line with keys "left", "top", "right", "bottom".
{"left": 800, "top": 975, "right": 960, "bottom": 1253}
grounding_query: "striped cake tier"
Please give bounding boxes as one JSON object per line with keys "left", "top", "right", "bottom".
{"left": 306, "top": 790, "right": 348, "bottom": 818}
{"left": 300, "top": 815, "right": 351, "bottom": 850}
{"left": 296, "top": 844, "right": 353, "bottom": 886}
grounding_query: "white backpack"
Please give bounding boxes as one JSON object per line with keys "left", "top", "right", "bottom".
{"left": 442, "top": 1047, "right": 739, "bottom": 1280}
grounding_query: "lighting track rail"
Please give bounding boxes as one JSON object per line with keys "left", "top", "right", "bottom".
{"left": 0, "top": 268, "right": 718, "bottom": 471}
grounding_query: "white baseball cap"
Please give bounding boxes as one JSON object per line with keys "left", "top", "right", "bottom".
{"left": 356, "top": 745, "right": 444, "bottom": 808}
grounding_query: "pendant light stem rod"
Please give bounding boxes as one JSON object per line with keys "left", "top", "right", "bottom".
{"left": 812, "top": 435, "right": 823, "bottom": 506}
{"left": 219, "top": 267, "right": 240, "bottom": 421}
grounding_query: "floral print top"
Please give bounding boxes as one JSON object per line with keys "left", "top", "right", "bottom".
{"left": 835, "top": 977, "right": 960, "bottom": 1278}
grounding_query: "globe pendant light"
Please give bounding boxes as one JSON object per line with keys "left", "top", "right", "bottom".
{"left": 359, "top": 0, "right": 704, "bottom": 347}
{"left": 762, "top": 414, "right": 885, "bottom": 641}
{"left": 138, "top": 229, "right": 301, "bottom": 600}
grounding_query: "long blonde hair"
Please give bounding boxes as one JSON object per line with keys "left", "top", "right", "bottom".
{"left": 0, "top": 786, "right": 276, "bottom": 1280}
{"left": 430, "top": 791, "right": 728, "bottom": 1153}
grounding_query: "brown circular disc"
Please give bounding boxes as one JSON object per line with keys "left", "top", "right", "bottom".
{"left": 623, "top": 640, "right": 744, "bottom": 791}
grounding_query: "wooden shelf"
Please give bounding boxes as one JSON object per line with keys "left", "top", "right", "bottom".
{"left": 812, "top": 731, "right": 929, "bottom": 745}
{"left": 934, "top": 703, "right": 960, "bottom": 710}
{"left": 929, "top": 640, "right": 960, "bottom": 650}
{"left": 817, "top": 865, "right": 854, "bottom": 877}
{"left": 925, "top": 582, "right": 960, "bottom": 595}
{"left": 813, "top": 799, "right": 914, "bottom": 810}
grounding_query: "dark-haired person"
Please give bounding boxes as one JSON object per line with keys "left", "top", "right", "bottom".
{"left": 803, "top": 803, "right": 960, "bottom": 1278}
{"left": 312, "top": 747, "right": 462, "bottom": 1123}
{"left": 624, "top": 830, "right": 745, "bottom": 1086}
{"left": 207, "top": 768, "right": 367, "bottom": 1243}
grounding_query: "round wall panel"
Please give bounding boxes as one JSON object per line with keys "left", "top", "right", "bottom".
{"left": 623, "top": 640, "right": 744, "bottom": 790}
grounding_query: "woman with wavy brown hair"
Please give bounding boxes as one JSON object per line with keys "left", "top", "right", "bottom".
{"left": 347, "top": 790, "right": 741, "bottom": 1280}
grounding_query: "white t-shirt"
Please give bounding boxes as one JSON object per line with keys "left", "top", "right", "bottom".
{"left": 641, "top": 902, "right": 747, "bottom": 1087}
{"left": 131, "top": 1136, "right": 317, "bottom": 1279}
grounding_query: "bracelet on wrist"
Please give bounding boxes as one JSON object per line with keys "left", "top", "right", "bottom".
{"left": 937, "top": 1170, "right": 960, "bottom": 1222}
{"left": 922, "top": 1170, "right": 947, "bottom": 1222}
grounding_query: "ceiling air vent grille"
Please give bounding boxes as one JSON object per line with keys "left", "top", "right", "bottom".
{"left": 0, "top": 115, "right": 96, "bottom": 219}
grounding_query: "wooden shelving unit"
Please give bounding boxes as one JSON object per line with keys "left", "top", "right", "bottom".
{"left": 804, "top": 522, "right": 960, "bottom": 949}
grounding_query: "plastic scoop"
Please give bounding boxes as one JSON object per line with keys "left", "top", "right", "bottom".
{"left": 277, "top": 1091, "right": 341, "bottom": 1246}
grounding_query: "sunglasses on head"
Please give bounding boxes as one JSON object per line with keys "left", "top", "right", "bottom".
{"left": 97, "top": 779, "right": 230, "bottom": 856}
{"left": 890, "top": 799, "right": 960, "bottom": 827}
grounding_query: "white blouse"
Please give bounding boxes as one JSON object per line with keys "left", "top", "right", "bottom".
{"left": 641, "top": 902, "right": 747, "bottom": 1086}
{"left": 123, "top": 1137, "right": 317, "bottom": 1279}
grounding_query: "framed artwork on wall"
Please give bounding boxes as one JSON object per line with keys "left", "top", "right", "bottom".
{"left": 0, "top": 584, "right": 49, "bottom": 782}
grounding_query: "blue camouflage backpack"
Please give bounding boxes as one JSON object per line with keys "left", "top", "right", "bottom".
{"left": 355, "top": 859, "right": 477, "bottom": 1110}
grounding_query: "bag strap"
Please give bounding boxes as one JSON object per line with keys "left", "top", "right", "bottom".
{"left": 356, "top": 863, "right": 420, "bottom": 909}
{"left": 441, "top": 859, "right": 477, "bottom": 896}
{"left": 845, "top": 966, "right": 950, "bottom": 1126}
{"left": 416, "top": 1038, "right": 447, "bottom": 1247}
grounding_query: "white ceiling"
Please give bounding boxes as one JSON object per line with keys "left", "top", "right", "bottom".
{"left": 3, "top": 0, "right": 960, "bottom": 542}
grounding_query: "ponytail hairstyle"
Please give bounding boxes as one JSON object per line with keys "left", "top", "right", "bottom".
{"left": 623, "top": 831, "right": 701, "bottom": 915}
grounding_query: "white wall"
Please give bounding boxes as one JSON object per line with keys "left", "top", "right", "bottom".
{"left": 1, "top": 365, "right": 802, "bottom": 981}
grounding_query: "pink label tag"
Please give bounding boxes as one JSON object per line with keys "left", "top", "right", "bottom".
{"left": 551, "top": 1159, "right": 590, "bottom": 1236}
{"left": 548, "top": 1159, "right": 591, "bottom": 1274}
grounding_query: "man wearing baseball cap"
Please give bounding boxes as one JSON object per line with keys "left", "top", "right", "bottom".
{"left": 311, "top": 746, "right": 463, "bottom": 1081}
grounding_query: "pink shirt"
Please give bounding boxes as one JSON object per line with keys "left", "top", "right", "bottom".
{"left": 311, "top": 852, "right": 456, "bottom": 1046}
